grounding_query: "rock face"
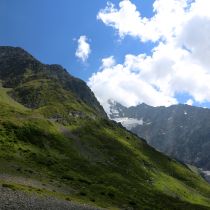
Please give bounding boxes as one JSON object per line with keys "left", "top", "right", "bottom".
{"left": 109, "top": 100, "right": 210, "bottom": 170}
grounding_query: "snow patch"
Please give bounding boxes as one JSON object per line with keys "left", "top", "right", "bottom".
{"left": 200, "top": 169, "right": 210, "bottom": 183}
{"left": 113, "top": 117, "right": 143, "bottom": 130}
{"left": 111, "top": 109, "right": 119, "bottom": 115}
{"left": 202, "top": 170, "right": 210, "bottom": 176}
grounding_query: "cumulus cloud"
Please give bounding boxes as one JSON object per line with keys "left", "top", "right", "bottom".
{"left": 97, "top": 0, "right": 189, "bottom": 42}
{"left": 88, "top": 59, "right": 177, "bottom": 113}
{"left": 185, "top": 99, "right": 194, "bottom": 106}
{"left": 101, "top": 56, "right": 116, "bottom": 68}
{"left": 89, "top": 0, "right": 210, "bottom": 112}
{"left": 75, "top": 35, "right": 91, "bottom": 62}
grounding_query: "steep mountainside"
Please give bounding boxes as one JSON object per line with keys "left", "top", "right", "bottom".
{"left": 0, "top": 46, "right": 106, "bottom": 118}
{"left": 1, "top": 47, "right": 210, "bottom": 209}
{"left": 109, "top": 100, "right": 210, "bottom": 172}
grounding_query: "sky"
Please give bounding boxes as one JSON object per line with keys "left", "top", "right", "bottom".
{"left": 1, "top": 0, "right": 210, "bottom": 112}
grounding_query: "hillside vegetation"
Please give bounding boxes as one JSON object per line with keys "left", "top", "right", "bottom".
{"left": 0, "top": 47, "right": 210, "bottom": 210}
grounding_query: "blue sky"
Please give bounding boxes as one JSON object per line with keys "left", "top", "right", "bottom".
{"left": 1, "top": 0, "right": 210, "bottom": 110}
{"left": 0, "top": 0, "right": 154, "bottom": 80}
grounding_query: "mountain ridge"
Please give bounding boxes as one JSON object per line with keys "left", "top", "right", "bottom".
{"left": 109, "top": 100, "right": 210, "bottom": 172}
{"left": 0, "top": 46, "right": 107, "bottom": 118}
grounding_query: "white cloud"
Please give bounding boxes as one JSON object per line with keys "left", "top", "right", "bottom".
{"left": 88, "top": 58, "right": 177, "bottom": 113}
{"left": 97, "top": 0, "right": 189, "bottom": 42}
{"left": 185, "top": 99, "right": 194, "bottom": 106}
{"left": 90, "top": 0, "right": 210, "bottom": 112}
{"left": 75, "top": 35, "right": 91, "bottom": 62}
{"left": 101, "top": 56, "right": 116, "bottom": 68}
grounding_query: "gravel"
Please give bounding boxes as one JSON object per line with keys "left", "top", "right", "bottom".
{"left": 0, "top": 184, "right": 102, "bottom": 210}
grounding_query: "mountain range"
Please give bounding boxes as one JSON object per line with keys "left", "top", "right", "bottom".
{"left": 109, "top": 100, "right": 210, "bottom": 181}
{"left": 1, "top": 46, "right": 210, "bottom": 209}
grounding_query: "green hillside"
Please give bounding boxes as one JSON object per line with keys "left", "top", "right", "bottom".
{"left": 0, "top": 47, "right": 210, "bottom": 210}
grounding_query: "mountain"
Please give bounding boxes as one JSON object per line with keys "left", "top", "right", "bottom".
{"left": 109, "top": 100, "right": 210, "bottom": 175}
{"left": 1, "top": 47, "right": 210, "bottom": 209}
{"left": 0, "top": 46, "right": 106, "bottom": 118}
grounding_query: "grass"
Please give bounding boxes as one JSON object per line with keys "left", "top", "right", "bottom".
{"left": 1, "top": 112, "right": 210, "bottom": 209}
{"left": 0, "top": 66, "right": 210, "bottom": 209}
{"left": 0, "top": 82, "right": 28, "bottom": 111}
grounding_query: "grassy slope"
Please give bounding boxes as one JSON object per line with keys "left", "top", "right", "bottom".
{"left": 1, "top": 86, "right": 210, "bottom": 209}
